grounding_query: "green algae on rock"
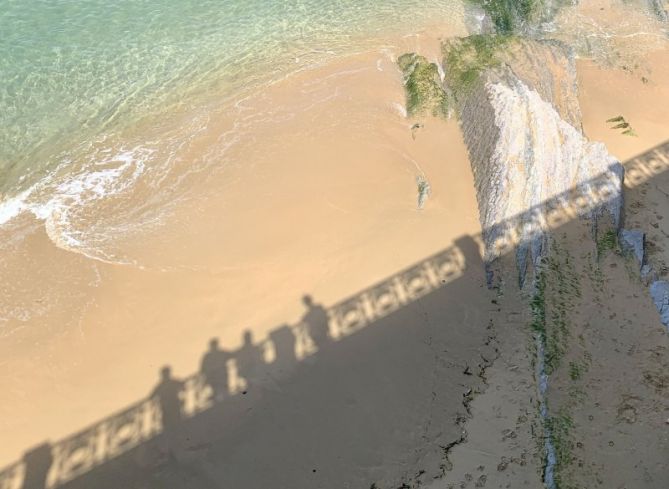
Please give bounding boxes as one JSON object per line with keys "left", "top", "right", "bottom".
{"left": 441, "top": 34, "right": 512, "bottom": 99}
{"left": 475, "top": 0, "right": 540, "bottom": 34}
{"left": 468, "top": 0, "right": 570, "bottom": 35}
{"left": 397, "top": 53, "right": 451, "bottom": 118}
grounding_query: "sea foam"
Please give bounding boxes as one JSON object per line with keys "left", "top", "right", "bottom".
{"left": 0, "top": 145, "right": 151, "bottom": 261}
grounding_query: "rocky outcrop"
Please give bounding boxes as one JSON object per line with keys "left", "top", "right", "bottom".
{"left": 397, "top": 53, "right": 451, "bottom": 118}
{"left": 443, "top": 37, "right": 623, "bottom": 282}
{"left": 471, "top": 0, "right": 577, "bottom": 35}
{"left": 619, "top": 229, "right": 646, "bottom": 269}
{"left": 650, "top": 281, "right": 669, "bottom": 327}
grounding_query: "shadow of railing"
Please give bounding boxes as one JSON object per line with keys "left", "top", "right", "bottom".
{"left": 1, "top": 139, "right": 668, "bottom": 489}
{"left": 5, "top": 238, "right": 472, "bottom": 489}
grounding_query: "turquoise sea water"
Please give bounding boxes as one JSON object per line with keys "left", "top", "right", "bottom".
{"left": 1, "top": 0, "right": 463, "bottom": 191}
{"left": 0, "top": 0, "right": 465, "bottom": 258}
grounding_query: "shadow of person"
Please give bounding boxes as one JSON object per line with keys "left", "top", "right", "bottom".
{"left": 454, "top": 236, "right": 483, "bottom": 271}
{"left": 21, "top": 443, "right": 53, "bottom": 489}
{"left": 300, "top": 295, "right": 331, "bottom": 351}
{"left": 150, "top": 366, "right": 185, "bottom": 458}
{"left": 200, "top": 338, "right": 231, "bottom": 403}
{"left": 235, "top": 330, "right": 265, "bottom": 393}
{"left": 268, "top": 325, "right": 297, "bottom": 377}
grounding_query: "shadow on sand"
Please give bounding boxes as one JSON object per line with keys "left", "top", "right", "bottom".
{"left": 2, "top": 140, "right": 669, "bottom": 489}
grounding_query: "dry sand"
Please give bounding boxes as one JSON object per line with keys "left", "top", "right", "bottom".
{"left": 579, "top": 50, "right": 669, "bottom": 163}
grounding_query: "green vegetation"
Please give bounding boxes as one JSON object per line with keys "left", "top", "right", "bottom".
{"left": 535, "top": 241, "right": 602, "bottom": 488}
{"left": 606, "top": 115, "right": 637, "bottom": 137}
{"left": 546, "top": 408, "right": 575, "bottom": 487}
{"left": 546, "top": 243, "right": 579, "bottom": 374}
{"left": 397, "top": 53, "right": 451, "bottom": 118}
{"left": 530, "top": 268, "right": 547, "bottom": 336}
{"left": 568, "top": 361, "right": 584, "bottom": 381}
{"left": 567, "top": 356, "right": 589, "bottom": 406}
{"left": 441, "top": 1, "right": 571, "bottom": 100}
{"left": 442, "top": 34, "right": 512, "bottom": 99}
{"left": 531, "top": 241, "right": 581, "bottom": 376}
{"left": 470, "top": 0, "right": 541, "bottom": 34}
{"left": 468, "top": 0, "right": 574, "bottom": 34}
{"left": 596, "top": 229, "right": 617, "bottom": 256}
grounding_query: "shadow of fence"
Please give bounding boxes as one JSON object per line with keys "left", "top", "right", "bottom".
{"left": 1, "top": 139, "right": 668, "bottom": 489}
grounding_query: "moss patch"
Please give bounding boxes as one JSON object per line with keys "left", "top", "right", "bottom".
{"left": 532, "top": 240, "right": 581, "bottom": 376}
{"left": 568, "top": 361, "right": 585, "bottom": 381}
{"left": 442, "top": 34, "right": 512, "bottom": 99}
{"left": 397, "top": 53, "right": 451, "bottom": 118}
{"left": 467, "top": 0, "right": 568, "bottom": 34}
{"left": 546, "top": 408, "right": 575, "bottom": 487}
{"left": 596, "top": 229, "right": 617, "bottom": 256}
{"left": 478, "top": 0, "right": 540, "bottom": 33}
{"left": 531, "top": 267, "right": 547, "bottom": 336}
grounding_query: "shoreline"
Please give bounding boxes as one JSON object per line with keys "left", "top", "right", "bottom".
{"left": 0, "top": 38, "right": 480, "bottom": 466}
{"left": 2, "top": 3, "right": 669, "bottom": 487}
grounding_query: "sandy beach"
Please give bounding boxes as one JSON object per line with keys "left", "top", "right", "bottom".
{"left": 0, "top": 32, "right": 483, "bottom": 471}
{"left": 2, "top": 2, "right": 669, "bottom": 488}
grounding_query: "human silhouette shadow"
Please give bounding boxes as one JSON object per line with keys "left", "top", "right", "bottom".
{"left": 150, "top": 366, "right": 185, "bottom": 458}
{"left": 269, "top": 325, "right": 298, "bottom": 376}
{"left": 38, "top": 235, "right": 495, "bottom": 489}
{"left": 21, "top": 443, "right": 52, "bottom": 489}
{"left": 9, "top": 141, "right": 669, "bottom": 489}
{"left": 200, "top": 338, "right": 231, "bottom": 402}
{"left": 300, "top": 295, "right": 331, "bottom": 350}
{"left": 455, "top": 235, "right": 483, "bottom": 271}
{"left": 235, "top": 330, "right": 265, "bottom": 393}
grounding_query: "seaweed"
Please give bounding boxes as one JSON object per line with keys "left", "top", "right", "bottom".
{"left": 606, "top": 115, "right": 638, "bottom": 137}
{"left": 416, "top": 176, "right": 431, "bottom": 210}
{"left": 468, "top": 0, "right": 542, "bottom": 34}
{"left": 397, "top": 53, "right": 451, "bottom": 118}
{"left": 442, "top": 34, "right": 512, "bottom": 98}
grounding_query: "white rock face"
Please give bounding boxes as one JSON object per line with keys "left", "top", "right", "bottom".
{"left": 458, "top": 77, "right": 622, "bottom": 284}
{"left": 446, "top": 39, "right": 624, "bottom": 282}
{"left": 484, "top": 77, "right": 620, "bottom": 245}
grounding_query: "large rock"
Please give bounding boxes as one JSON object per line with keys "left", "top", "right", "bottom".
{"left": 443, "top": 37, "right": 623, "bottom": 282}
{"left": 397, "top": 53, "right": 451, "bottom": 118}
